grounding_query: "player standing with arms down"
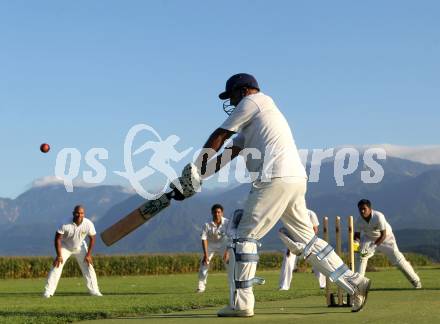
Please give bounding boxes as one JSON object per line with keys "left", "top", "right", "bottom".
{"left": 355, "top": 199, "right": 422, "bottom": 288}
{"left": 279, "top": 209, "right": 326, "bottom": 290}
{"left": 170, "top": 73, "right": 371, "bottom": 316}
{"left": 197, "top": 204, "right": 230, "bottom": 293}
{"left": 43, "top": 205, "right": 103, "bottom": 298}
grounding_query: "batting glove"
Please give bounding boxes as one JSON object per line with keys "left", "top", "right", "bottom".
{"left": 170, "top": 163, "right": 202, "bottom": 198}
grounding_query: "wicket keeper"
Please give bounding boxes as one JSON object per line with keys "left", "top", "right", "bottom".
{"left": 355, "top": 199, "right": 422, "bottom": 289}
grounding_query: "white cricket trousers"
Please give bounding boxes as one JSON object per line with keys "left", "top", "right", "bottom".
{"left": 356, "top": 235, "right": 420, "bottom": 285}
{"left": 279, "top": 250, "right": 298, "bottom": 290}
{"left": 198, "top": 249, "right": 227, "bottom": 290}
{"left": 44, "top": 243, "right": 101, "bottom": 296}
{"left": 230, "top": 178, "right": 316, "bottom": 310}
{"left": 229, "top": 178, "right": 363, "bottom": 311}
{"left": 279, "top": 249, "right": 326, "bottom": 290}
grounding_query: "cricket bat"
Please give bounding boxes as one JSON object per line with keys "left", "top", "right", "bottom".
{"left": 100, "top": 191, "right": 177, "bottom": 246}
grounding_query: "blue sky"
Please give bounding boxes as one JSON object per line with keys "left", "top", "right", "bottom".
{"left": 1, "top": 0, "right": 439, "bottom": 198}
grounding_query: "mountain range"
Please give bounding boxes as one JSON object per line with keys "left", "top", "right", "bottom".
{"left": 1, "top": 145, "right": 439, "bottom": 260}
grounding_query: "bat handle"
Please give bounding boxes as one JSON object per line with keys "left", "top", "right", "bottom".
{"left": 167, "top": 189, "right": 185, "bottom": 201}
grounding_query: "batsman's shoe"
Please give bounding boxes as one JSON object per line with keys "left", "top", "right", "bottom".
{"left": 90, "top": 291, "right": 103, "bottom": 297}
{"left": 352, "top": 277, "right": 371, "bottom": 312}
{"left": 217, "top": 306, "right": 254, "bottom": 317}
{"left": 42, "top": 292, "right": 52, "bottom": 299}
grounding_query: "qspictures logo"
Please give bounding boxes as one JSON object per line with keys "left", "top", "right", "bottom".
{"left": 53, "top": 124, "right": 386, "bottom": 200}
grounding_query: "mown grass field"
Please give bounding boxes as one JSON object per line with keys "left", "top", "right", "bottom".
{"left": 0, "top": 267, "right": 439, "bottom": 323}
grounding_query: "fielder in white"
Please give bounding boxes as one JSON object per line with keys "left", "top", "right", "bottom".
{"left": 197, "top": 204, "right": 230, "bottom": 292}
{"left": 355, "top": 199, "right": 422, "bottom": 289}
{"left": 170, "top": 73, "right": 371, "bottom": 317}
{"left": 43, "top": 205, "right": 102, "bottom": 298}
{"left": 279, "top": 209, "right": 326, "bottom": 290}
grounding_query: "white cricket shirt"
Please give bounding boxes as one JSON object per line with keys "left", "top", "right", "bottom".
{"left": 201, "top": 217, "right": 230, "bottom": 251}
{"left": 57, "top": 218, "right": 97, "bottom": 251}
{"left": 355, "top": 210, "right": 393, "bottom": 240}
{"left": 221, "top": 92, "right": 307, "bottom": 182}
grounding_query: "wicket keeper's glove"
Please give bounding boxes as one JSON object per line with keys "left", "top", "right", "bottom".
{"left": 353, "top": 240, "right": 360, "bottom": 253}
{"left": 360, "top": 241, "right": 376, "bottom": 258}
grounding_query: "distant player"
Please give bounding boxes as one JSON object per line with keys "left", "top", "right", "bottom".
{"left": 355, "top": 199, "right": 421, "bottom": 289}
{"left": 43, "top": 205, "right": 103, "bottom": 298}
{"left": 197, "top": 204, "right": 230, "bottom": 293}
{"left": 279, "top": 209, "right": 326, "bottom": 290}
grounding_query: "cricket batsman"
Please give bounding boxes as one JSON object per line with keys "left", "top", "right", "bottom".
{"left": 355, "top": 199, "right": 422, "bottom": 288}
{"left": 279, "top": 209, "right": 326, "bottom": 290}
{"left": 170, "top": 73, "right": 371, "bottom": 316}
{"left": 197, "top": 204, "right": 230, "bottom": 293}
{"left": 43, "top": 205, "right": 103, "bottom": 298}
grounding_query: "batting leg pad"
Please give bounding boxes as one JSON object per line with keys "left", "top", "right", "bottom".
{"left": 278, "top": 227, "right": 306, "bottom": 256}
{"left": 227, "top": 238, "right": 265, "bottom": 311}
{"left": 304, "top": 237, "right": 362, "bottom": 295}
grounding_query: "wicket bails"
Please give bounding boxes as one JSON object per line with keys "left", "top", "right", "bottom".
{"left": 323, "top": 216, "right": 354, "bottom": 307}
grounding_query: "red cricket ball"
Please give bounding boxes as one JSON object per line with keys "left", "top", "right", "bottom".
{"left": 40, "top": 143, "right": 50, "bottom": 153}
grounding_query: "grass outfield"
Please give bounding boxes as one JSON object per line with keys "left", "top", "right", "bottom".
{"left": 0, "top": 267, "right": 438, "bottom": 323}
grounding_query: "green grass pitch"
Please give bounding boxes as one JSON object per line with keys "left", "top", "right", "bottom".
{"left": 0, "top": 267, "right": 439, "bottom": 323}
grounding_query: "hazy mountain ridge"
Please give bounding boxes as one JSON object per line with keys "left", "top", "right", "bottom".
{"left": 0, "top": 198, "right": 17, "bottom": 224}
{"left": 1, "top": 153, "right": 440, "bottom": 259}
{"left": 95, "top": 156, "right": 440, "bottom": 258}
{"left": 0, "top": 185, "right": 132, "bottom": 255}
{"left": 3, "top": 184, "right": 132, "bottom": 225}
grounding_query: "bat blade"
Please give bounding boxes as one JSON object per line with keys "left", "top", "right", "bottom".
{"left": 100, "top": 192, "right": 171, "bottom": 246}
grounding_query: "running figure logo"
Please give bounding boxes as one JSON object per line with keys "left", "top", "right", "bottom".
{"left": 115, "top": 124, "right": 193, "bottom": 199}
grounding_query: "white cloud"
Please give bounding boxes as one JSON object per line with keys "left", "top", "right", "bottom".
{"left": 305, "top": 144, "right": 440, "bottom": 166}
{"left": 343, "top": 144, "right": 440, "bottom": 165}
{"left": 31, "top": 176, "right": 96, "bottom": 188}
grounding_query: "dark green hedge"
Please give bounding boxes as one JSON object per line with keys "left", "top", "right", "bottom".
{"left": 0, "top": 252, "right": 433, "bottom": 279}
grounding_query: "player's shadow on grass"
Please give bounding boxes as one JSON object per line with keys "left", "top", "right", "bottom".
{"left": 0, "top": 291, "right": 194, "bottom": 297}
{"left": 0, "top": 292, "right": 43, "bottom": 297}
{"left": 134, "top": 310, "right": 338, "bottom": 320}
{"left": 102, "top": 292, "right": 189, "bottom": 296}
{"left": 0, "top": 311, "right": 107, "bottom": 318}
{"left": 122, "top": 314, "right": 216, "bottom": 320}
{"left": 371, "top": 287, "right": 440, "bottom": 291}
{"left": 0, "top": 292, "right": 99, "bottom": 297}
{"left": 257, "top": 311, "right": 344, "bottom": 316}
{"left": 256, "top": 305, "right": 332, "bottom": 310}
